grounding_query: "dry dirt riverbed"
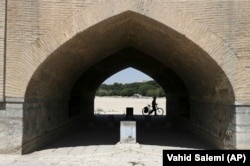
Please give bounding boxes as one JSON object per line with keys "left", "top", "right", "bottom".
{"left": 94, "top": 96, "right": 166, "bottom": 115}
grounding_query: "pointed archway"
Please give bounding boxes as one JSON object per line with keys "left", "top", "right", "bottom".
{"left": 22, "top": 12, "right": 235, "bottom": 153}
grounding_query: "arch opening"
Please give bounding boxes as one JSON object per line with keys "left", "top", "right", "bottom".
{"left": 94, "top": 67, "right": 166, "bottom": 116}
{"left": 69, "top": 48, "right": 188, "bottom": 119}
{"left": 22, "top": 11, "right": 235, "bottom": 153}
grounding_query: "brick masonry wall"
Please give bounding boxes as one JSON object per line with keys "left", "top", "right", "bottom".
{"left": 3, "top": 0, "right": 250, "bottom": 103}
{"left": 5, "top": 0, "right": 94, "bottom": 97}
{"left": 0, "top": 0, "right": 5, "bottom": 101}
{"left": 172, "top": 0, "right": 250, "bottom": 104}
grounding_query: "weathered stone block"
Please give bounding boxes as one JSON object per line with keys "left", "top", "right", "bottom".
{"left": 235, "top": 133, "right": 250, "bottom": 149}
{"left": 120, "top": 121, "right": 136, "bottom": 144}
{"left": 0, "top": 116, "right": 22, "bottom": 154}
{"left": 233, "top": 106, "right": 250, "bottom": 125}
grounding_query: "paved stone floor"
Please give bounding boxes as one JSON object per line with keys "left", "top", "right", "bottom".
{"left": 0, "top": 116, "right": 211, "bottom": 166}
{"left": 0, "top": 144, "right": 202, "bottom": 166}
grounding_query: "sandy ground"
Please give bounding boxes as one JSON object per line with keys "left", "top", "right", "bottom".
{"left": 0, "top": 98, "right": 213, "bottom": 166}
{"left": 0, "top": 116, "right": 211, "bottom": 166}
{"left": 94, "top": 96, "right": 166, "bottom": 115}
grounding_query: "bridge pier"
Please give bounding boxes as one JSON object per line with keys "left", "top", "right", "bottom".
{"left": 0, "top": 99, "right": 23, "bottom": 154}
{"left": 233, "top": 105, "right": 250, "bottom": 149}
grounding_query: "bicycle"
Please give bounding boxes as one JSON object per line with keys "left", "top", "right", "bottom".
{"left": 142, "top": 104, "right": 164, "bottom": 116}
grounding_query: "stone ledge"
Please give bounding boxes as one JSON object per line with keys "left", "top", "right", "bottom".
{"left": 234, "top": 105, "right": 250, "bottom": 113}
{"left": 231, "top": 124, "right": 250, "bottom": 132}
{"left": 234, "top": 101, "right": 250, "bottom": 106}
{"left": 6, "top": 103, "right": 23, "bottom": 109}
{"left": 5, "top": 98, "right": 24, "bottom": 103}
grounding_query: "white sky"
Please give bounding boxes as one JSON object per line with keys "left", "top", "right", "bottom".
{"left": 103, "top": 67, "right": 153, "bottom": 84}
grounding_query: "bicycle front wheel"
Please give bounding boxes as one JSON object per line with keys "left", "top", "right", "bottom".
{"left": 156, "top": 108, "right": 164, "bottom": 115}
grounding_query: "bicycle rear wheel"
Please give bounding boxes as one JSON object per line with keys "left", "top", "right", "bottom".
{"left": 156, "top": 108, "right": 164, "bottom": 115}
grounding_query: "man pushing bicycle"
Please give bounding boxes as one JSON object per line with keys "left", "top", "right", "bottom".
{"left": 142, "top": 97, "right": 164, "bottom": 116}
{"left": 149, "top": 97, "right": 157, "bottom": 116}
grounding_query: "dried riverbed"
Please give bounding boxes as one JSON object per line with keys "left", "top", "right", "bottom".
{"left": 94, "top": 96, "right": 166, "bottom": 115}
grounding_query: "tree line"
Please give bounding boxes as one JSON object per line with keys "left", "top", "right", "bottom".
{"left": 96, "top": 81, "right": 165, "bottom": 97}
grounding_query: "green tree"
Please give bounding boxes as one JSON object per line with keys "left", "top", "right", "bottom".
{"left": 95, "top": 81, "right": 165, "bottom": 97}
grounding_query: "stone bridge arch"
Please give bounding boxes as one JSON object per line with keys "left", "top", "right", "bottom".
{"left": 2, "top": 1, "right": 244, "bottom": 154}
{"left": 22, "top": 10, "right": 236, "bottom": 153}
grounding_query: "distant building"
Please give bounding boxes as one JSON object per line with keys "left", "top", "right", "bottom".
{"left": 133, "top": 94, "right": 142, "bottom": 98}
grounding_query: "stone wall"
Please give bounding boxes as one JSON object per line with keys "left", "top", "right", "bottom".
{"left": 0, "top": 100, "right": 23, "bottom": 154}
{"left": 190, "top": 100, "right": 235, "bottom": 149}
{"left": 172, "top": 1, "right": 250, "bottom": 104}
{"left": 233, "top": 106, "right": 250, "bottom": 149}
{"left": 0, "top": 0, "right": 250, "bottom": 153}
{"left": 5, "top": 0, "right": 94, "bottom": 98}
{"left": 0, "top": 0, "right": 6, "bottom": 102}
{"left": 22, "top": 99, "right": 76, "bottom": 154}
{"left": 23, "top": 100, "right": 69, "bottom": 144}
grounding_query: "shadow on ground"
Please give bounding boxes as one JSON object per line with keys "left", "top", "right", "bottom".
{"left": 42, "top": 115, "right": 211, "bottom": 150}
